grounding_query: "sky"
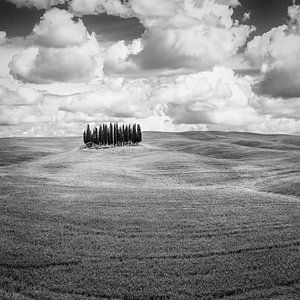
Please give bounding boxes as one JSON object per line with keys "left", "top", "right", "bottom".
{"left": 0, "top": 0, "right": 299, "bottom": 137}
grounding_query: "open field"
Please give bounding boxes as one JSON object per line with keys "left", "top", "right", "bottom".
{"left": 0, "top": 131, "right": 299, "bottom": 299}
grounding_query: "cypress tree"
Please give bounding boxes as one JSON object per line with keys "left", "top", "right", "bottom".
{"left": 109, "top": 122, "right": 113, "bottom": 145}
{"left": 106, "top": 125, "right": 110, "bottom": 145}
{"left": 95, "top": 127, "right": 99, "bottom": 145}
{"left": 128, "top": 125, "right": 132, "bottom": 144}
{"left": 118, "top": 126, "right": 124, "bottom": 146}
{"left": 86, "top": 124, "right": 92, "bottom": 143}
{"left": 137, "top": 124, "right": 142, "bottom": 143}
{"left": 99, "top": 125, "right": 103, "bottom": 146}
{"left": 114, "top": 122, "right": 118, "bottom": 146}
{"left": 83, "top": 130, "right": 87, "bottom": 144}
{"left": 122, "top": 125, "right": 125, "bottom": 145}
{"left": 124, "top": 125, "right": 128, "bottom": 144}
{"left": 92, "top": 128, "right": 96, "bottom": 144}
{"left": 103, "top": 124, "right": 107, "bottom": 145}
{"left": 132, "top": 124, "right": 137, "bottom": 144}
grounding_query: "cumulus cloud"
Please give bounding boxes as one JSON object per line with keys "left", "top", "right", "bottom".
{"left": 9, "top": 9, "right": 104, "bottom": 83}
{"left": 0, "top": 83, "right": 47, "bottom": 126}
{"left": 246, "top": 3, "right": 300, "bottom": 98}
{"left": 67, "top": 0, "right": 254, "bottom": 73}
{"left": 1, "top": 0, "right": 299, "bottom": 136}
{"left": 70, "top": 0, "right": 132, "bottom": 17}
{"left": 243, "top": 12, "right": 251, "bottom": 22}
{"left": 0, "top": 85, "right": 43, "bottom": 106}
{"left": 0, "top": 105, "right": 49, "bottom": 126}
{"left": 151, "top": 67, "right": 259, "bottom": 126}
{"left": 57, "top": 66, "right": 300, "bottom": 134}
{"left": 0, "top": 31, "right": 6, "bottom": 44}
{"left": 59, "top": 77, "right": 153, "bottom": 119}
{"left": 7, "top": 0, "right": 64, "bottom": 10}
{"left": 32, "top": 8, "right": 89, "bottom": 48}
{"left": 125, "top": 0, "right": 253, "bottom": 71}
{"left": 10, "top": 35, "right": 103, "bottom": 83}
{"left": 104, "top": 39, "right": 142, "bottom": 74}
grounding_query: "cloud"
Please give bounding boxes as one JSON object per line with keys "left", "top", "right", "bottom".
{"left": 0, "top": 83, "right": 47, "bottom": 126}
{"left": 32, "top": 8, "right": 89, "bottom": 48}
{"left": 59, "top": 77, "right": 153, "bottom": 119}
{"left": 70, "top": 0, "right": 132, "bottom": 17}
{"left": 216, "top": 0, "right": 240, "bottom": 7}
{"left": 0, "top": 85, "right": 43, "bottom": 106}
{"left": 6, "top": 0, "right": 64, "bottom": 10}
{"left": 69, "top": 0, "right": 254, "bottom": 72}
{"left": 0, "top": 105, "right": 48, "bottom": 126}
{"left": 0, "top": 31, "right": 6, "bottom": 44}
{"left": 9, "top": 9, "right": 104, "bottom": 84}
{"left": 1, "top": 0, "right": 299, "bottom": 136}
{"left": 129, "top": 0, "right": 253, "bottom": 71}
{"left": 243, "top": 11, "right": 251, "bottom": 22}
{"left": 57, "top": 66, "right": 300, "bottom": 134}
{"left": 104, "top": 39, "right": 142, "bottom": 74}
{"left": 10, "top": 35, "right": 103, "bottom": 83}
{"left": 246, "top": 4, "right": 300, "bottom": 98}
{"left": 151, "top": 67, "right": 259, "bottom": 126}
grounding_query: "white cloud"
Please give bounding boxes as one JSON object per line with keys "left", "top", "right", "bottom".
{"left": 0, "top": 83, "right": 47, "bottom": 126}
{"left": 217, "top": 0, "right": 240, "bottom": 7}
{"left": 151, "top": 67, "right": 259, "bottom": 126}
{"left": 10, "top": 34, "right": 103, "bottom": 83}
{"left": 243, "top": 11, "right": 251, "bottom": 22}
{"left": 1, "top": 0, "right": 299, "bottom": 136}
{"left": 104, "top": 39, "right": 142, "bottom": 74}
{"left": 0, "top": 105, "right": 48, "bottom": 126}
{"left": 56, "top": 67, "right": 300, "bottom": 134}
{"left": 32, "top": 8, "right": 89, "bottom": 48}
{"left": 59, "top": 77, "right": 153, "bottom": 119}
{"left": 0, "top": 85, "right": 43, "bottom": 106}
{"left": 246, "top": 4, "right": 300, "bottom": 97}
{"left": 7, "top": 0, "right": 64, "bottom": 9}
{"left": 130, "top": 0, "right": 253, "bottom": 71}
{"left": 69, "top": 0, "right": 254, "bottom": 72}
{"left": 9, "top": 9, "right": 104, "bottom": 84}
{"left": 0, "top": 32, "right": 6, "bottom": 44}
{"left": 70, "top": 0, "right": 132, "bottom": 17}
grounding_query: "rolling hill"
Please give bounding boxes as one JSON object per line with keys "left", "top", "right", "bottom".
{"left": 0, "top": 131, "right": 299, "bottom": 299}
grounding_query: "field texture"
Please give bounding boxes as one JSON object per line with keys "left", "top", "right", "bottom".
{"left": 0, "top": 132, "right": 299, "bottom": 300}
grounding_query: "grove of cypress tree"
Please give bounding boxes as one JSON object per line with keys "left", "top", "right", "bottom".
{"left": 84, "top": 122, "right": 142, "bottom": 147}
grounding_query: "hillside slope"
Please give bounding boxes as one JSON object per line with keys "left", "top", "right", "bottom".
{"left": 0, "top": 132, "right": 299, "bottom": 299}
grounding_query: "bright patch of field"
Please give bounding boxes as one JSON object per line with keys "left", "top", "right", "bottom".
{"left": 0, "top": 132, "right": 299, "bottom": 299}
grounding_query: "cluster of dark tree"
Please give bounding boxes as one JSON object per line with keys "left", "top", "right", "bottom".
{"left": 83, "top": 123, "right": 142, "bottom": 146}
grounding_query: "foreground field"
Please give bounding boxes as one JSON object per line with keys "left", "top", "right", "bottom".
{"left": 0, "top": 132, "right": 299, "bottom": 299}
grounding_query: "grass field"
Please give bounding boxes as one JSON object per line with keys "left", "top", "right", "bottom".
{"left": 0, "top": 131, "right": 299, "bottom": 300}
